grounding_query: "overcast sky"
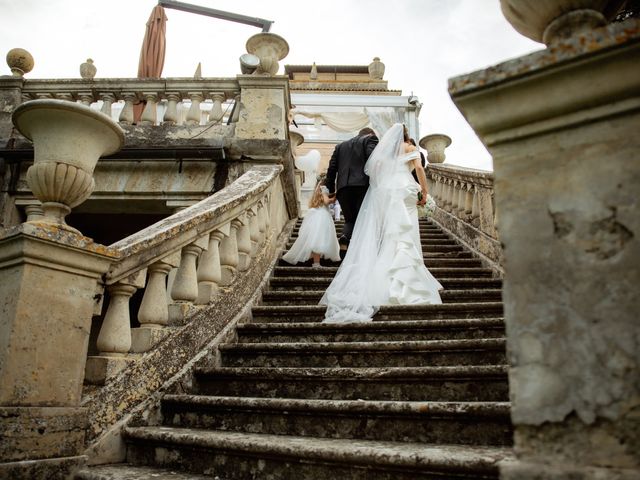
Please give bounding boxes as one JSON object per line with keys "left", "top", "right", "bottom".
{"left": 0, "top": 0, "right": 540, "bottom": 170}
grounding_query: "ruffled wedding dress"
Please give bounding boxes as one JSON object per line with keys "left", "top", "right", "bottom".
{"left": 320, "top": 124, "right": 442, "bottom": 323}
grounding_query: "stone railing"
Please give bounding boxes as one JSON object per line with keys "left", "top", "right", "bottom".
{"left": 82, "top": 164, "right": 293, "bottom": 461}
{"left": 19, "top": 78, "right": 241, "bottom": 126}
{"left": 425, "top": 163, "right": 502, "bottom": 273}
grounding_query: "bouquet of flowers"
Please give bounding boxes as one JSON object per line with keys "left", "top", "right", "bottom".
{"left": 417, "top": 192, "right": 437, "bottom": 218}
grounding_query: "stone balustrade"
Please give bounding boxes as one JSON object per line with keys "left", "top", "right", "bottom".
{"left": 85, "top": 165, "right": 283, "bottom": 384}
{"left": 425, "top": 163, "right": 502, "bottom": 272}
{"left": 19, "top": 78, "right": 241, "bottom": 126}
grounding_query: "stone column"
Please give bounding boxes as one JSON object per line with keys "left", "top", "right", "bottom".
{"left": 119, "top": 92, "right": 136, "bottom": 125}
{"left": 449, "top": 16, "right": 640, "bottom": 480}
{"left": 0, "top": 224, "right": 116, "bottom": 478}
{"left": 163, "top": 92, "right": 180, "bottom": 125}
{"left": 140, "top": 92, "right": 158, "bottom": 125}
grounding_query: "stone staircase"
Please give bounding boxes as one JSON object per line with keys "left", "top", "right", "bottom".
{"left": 76, "top": 219, "right": 513, "bottom": 479}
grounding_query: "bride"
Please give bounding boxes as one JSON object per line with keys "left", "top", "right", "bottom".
{"left": 320, "top": 123, "right": 443, "bottom": 323}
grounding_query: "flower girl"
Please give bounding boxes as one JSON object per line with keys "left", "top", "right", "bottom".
{"left": 282, "top": 175, "right": 341, "bottom": 267}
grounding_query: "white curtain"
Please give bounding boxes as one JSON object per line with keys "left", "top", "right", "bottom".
{"left": 365, "top": 107, "right": 403, "bottom": 137}
{"left": 293, "top": 109, "right": 370, "bottom": 132}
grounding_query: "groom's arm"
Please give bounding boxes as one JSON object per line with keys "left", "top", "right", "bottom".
{"left": 364, "top": 134, "right": 379, "bottom": 159}
{"left": 326, "top": 145, "right": 339, "bottom": 194}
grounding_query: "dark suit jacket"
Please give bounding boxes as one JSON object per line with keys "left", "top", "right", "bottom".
{"left": 325, "top": 133, "right": 379, "bottom": 194}
{"left": 412, "top": 151, "right": 427, "bottom": 183}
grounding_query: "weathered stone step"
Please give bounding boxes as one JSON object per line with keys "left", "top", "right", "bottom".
{"left": 278, "top": 254, "right": 479, "bottom": 267}
{"left": 261, "top": 289, "right": 502, "bottom": 305}
{"left": 236, "top": 318, "right": 506, "bottom": 343}
{"left": 124, "top": 427, "right": 512, "bottom": 479}
{"left": 272, "top": 266, "right": 495, "bottom": 278}
{"left": 219, "top": 338, "right": 507, "bottom": 368}
{"left": 160, "top": 395, "right": 513, "bottom": 446}
{"left": 268, "top": 277, "right": 502, "bottom": 292}
{"left": 250, "top": 302, "right": 504, "bottom": 323}
{"left": 285, "top": 240, "right": 464, "bottom": 252}
{"left": 75, "top": 464, "right": 213, "bottom": 479}
{"left": 195, "top": 366, "right": 510, "bottom": 402}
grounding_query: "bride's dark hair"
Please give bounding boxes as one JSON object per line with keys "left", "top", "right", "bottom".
{"left": 402, "top": 124, "right": 410, "bottom": 142}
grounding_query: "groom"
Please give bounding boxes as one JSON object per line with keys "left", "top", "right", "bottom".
{"left": 325, "top": 127, "right": 379, "bottom": 258}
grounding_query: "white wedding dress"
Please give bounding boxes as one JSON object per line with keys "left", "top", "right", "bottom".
{"left": 320, "top": 123, "right": 443, "bottom": 323}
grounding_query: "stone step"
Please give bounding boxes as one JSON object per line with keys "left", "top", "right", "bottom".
{"left": 261, "top": 289, "right": 502, "bottom": 305}
{"left": 194, "top": 366, "right": 510, "bottom": 402}
{"left": 278, "top": 255, "right": 481, "bottom": 268}
{"left": 236, "top": 318, "right": 506, "bottom": 343}
{"left": 75, "top": 464, "right": 213, "bottom": 479}
{"left": 267, "top": 277, "right": 502, "bottom": 291}
{"left": 250, "top": 302, "right": 504, "bottom": 323}
{"left": 160, "top": 395, "right": 513, "bottom": 446}
{"left": 285, "top": 241, "right": 464, "bottom": 253}
{"left": 124, "top": 427, "right": 512, "bottom": 479}
{"left": 219, "top": 338, "right": 507, "bottom": 368}
{"left": 272, "top": 266, "right": 495, "bottom": 278}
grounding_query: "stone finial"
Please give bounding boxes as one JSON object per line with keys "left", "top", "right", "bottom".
{"left": 310, "top": 62, "right": 318, "bottom": 80}
{"left": 80, "top": 58, "right": 96, "bottom": 79}
{"left": 368, "top": 57, "right": 385, "bottom": 80}
{"left": 500, "top": 0, "right": 626, "bottom": 45}
{"left": 6, "top": 48, "right": 34, "bottom": 77}
{"left": 193, "top": 62, "right": 203, "bottom": 79}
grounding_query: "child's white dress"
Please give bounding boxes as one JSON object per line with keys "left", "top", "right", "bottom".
{"left": 282, "top": 190, "right": 341, "bottom": 264}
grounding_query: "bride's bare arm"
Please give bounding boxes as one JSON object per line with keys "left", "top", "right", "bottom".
{"left": 413, "top": 155, "right": 429, "bottom": 205}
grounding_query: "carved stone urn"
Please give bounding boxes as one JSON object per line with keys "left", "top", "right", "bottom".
{"left": 419, "top": 134, "right": 452, "bottom": 164}
{"left": 12, "top": 100, "right": 124, "bottom": 231}
{"left": 246, "top": 33, "right": 289, "bottom": 76}
{"left": 368, "top": 57, "right": 385, "bottom": 80}
{"left": 500, "top": 0, "right": 625, "bottom": 44}
{"left": 80, "top": 58, "right": 97, "bottom": 79}
{"left": 6, "top": 47, "right": 34, "bottom": 77}
{"left": 289, "top": 130, "right": 304, "bottom": 157}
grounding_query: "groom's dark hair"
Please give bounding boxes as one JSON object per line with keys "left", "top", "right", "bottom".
{"left": 358, "top": 127, "right": 375, "bottom": 136}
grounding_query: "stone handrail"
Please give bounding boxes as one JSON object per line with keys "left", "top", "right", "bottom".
{"left": 91, "top": 164, "right": 282, "bottom": 361}
{"left": 19, "top": 77, "right": 242, "bottom": 125}
{"left": 425, "top": 163, "right": 502, "bottom": 272}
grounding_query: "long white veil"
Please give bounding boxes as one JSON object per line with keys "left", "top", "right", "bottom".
{"left": 320, "top": 123, "right": 408, "bottom": 322}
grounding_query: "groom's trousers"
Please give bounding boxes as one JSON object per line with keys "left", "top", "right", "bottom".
{"left": 336, "top": 185, "right": 368, "bottom": 245}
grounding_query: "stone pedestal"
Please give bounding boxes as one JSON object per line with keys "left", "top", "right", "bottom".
{"left": 235, "top": 76, "right": 290, "bottom": 140}
{"left": 450, "top": 18, "right": 640, "bottom": 479}
{"left": 0, "top": 223, "right": 116, "bottom": 477}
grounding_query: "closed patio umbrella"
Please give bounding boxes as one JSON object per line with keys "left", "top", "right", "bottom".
{"left": 134, "top": 5, "right": 167, "bottom": 122}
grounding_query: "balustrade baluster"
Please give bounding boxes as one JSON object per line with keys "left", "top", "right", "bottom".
{"left": 163, "top": 92, "right": 180, "bottom": 125}
{"left": 457, "top": 183, "right": 466, "bottom": 218}
{"left": 230, "top": 94, "right": 241, "bottom": 123}
{"left": 96, "top": 270, "right": 146, "bottom": 355}
{"left": 55, "top": 93, "right": 74, "bottom": 102}
{"left": 186, "top": 92, "right": 203, "bottom": 125}
{"left": 208, "top": 92, "right": 225, "bottom": 124}
{"left": 100, "top": 92, "right": 115, "bottom": 118}
{"left": 171, "top": 240, "right": 207, "bottom": 302}
{"left": 471, "top": 188, "right": 480, "bottom": 227}
{"left": 236, "top": 214, "right": 252, "bottom": 271}
{"left": 220, "top": 220, "right": 239, "bottom": 286}
{"left": 138, "top": 257, "right": 176, "bottom": 327}
{"left": 196, "top": 225, "right": 229, "bottom": 304}
{"left": 257, "top": 199, "right": 267, "bottom": 243}
{"left": 119, "top": 92, "right": 136, "bottom": 125}
{"left": 248, "top": 206, "right": 260, "bottom": 256}
{"left": 140, "top": 92, "right": 158, "bottom": 125}
{"left": 464, "top": 186, "right": 474, "bottom": 219}
{"left": 77, "top": 91, "right": 93, "bottom": 106}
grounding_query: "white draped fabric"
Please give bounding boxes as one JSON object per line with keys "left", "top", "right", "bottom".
{"left": 293, "top": 109, "right": 370, "bottom": 132}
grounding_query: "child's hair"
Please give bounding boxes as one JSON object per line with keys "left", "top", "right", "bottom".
{"left": 308, "top": 174, "right": 327, "bottom": 209}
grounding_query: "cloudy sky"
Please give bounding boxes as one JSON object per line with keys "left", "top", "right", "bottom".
{"left": 0, "top": 0, "right": 540, "bottom": 170}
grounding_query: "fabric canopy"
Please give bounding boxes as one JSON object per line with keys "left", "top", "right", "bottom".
{"left": 293, "top": 110, "right": 370, "bottom": 132}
